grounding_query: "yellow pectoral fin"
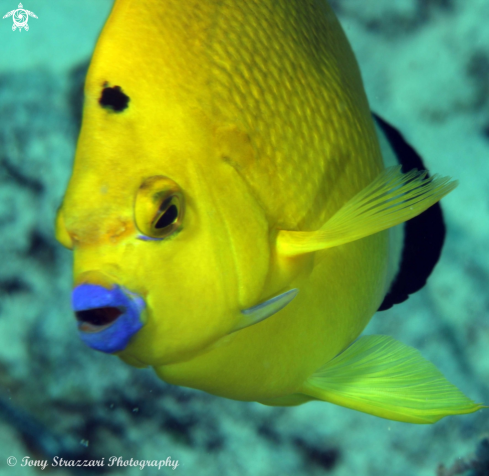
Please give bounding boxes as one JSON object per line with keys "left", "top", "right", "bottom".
{"left": 300, "top": 335, "right": 484, "bottom": 424}
{"left": 277, "top": 166, "right": 457, "bottom": 256}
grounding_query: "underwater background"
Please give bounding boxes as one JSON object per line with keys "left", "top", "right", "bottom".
{"left": 0, "top": 0, "right": 488, "bottom": 474}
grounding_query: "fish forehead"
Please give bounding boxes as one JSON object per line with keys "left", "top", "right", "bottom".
{"left": 85, "top": 0, "right": 216, "bottom": 113}
{"left": 74, "top": 0, "right": 382, "bottom": 230}
{"left": 68, "top": 0, "right": 221, "bottom": 196}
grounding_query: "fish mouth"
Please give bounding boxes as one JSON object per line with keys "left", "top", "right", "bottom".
{"left": 72, "top": 283, "right": 145, "bottom": 353}
{"left": 76, "top": 306, "right": 125, "bottom": 333}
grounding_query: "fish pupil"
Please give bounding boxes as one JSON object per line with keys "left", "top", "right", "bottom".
{"left": 154, "top": 204, "right": 178, "bottom": 229}
{"left": 76, "top": 306, "right": 123, "bottom": 327}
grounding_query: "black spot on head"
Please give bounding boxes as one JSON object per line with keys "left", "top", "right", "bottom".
{"left": 99, "top": 85, "right": 130, "bottom": 112}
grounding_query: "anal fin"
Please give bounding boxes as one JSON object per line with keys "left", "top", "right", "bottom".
{"left": 299, "top": 335, "right": 484, "bottom": 424}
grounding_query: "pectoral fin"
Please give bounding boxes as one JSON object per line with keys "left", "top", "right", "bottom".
{"left": 232, "top": 288, "right": 299, "bottom": 333}
{"left": 300, "top": 335, "right": 484, "bottom": 424}
{"left": 277, "top": 166, "right": 457, "bottom": 257}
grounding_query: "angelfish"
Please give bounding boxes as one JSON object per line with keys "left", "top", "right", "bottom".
{"left": 55, "top": 0, "right": 484, "bottom": 423}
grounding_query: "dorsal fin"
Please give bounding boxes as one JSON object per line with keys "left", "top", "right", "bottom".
{"left": 374, "top": 114, "right": 447, "bottom": 311}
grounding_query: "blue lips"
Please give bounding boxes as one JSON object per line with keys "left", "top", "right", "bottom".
{"left": 72, "top": 283, "right": 145, "bottom": 353}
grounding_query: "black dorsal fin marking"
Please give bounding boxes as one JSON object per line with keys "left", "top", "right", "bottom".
{"left": 373, "top": 114, "right": 447, "bottom": 311}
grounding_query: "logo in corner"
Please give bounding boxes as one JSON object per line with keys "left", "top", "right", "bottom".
{"left": 3, "top": 3, "right": 37, "bottom": 31}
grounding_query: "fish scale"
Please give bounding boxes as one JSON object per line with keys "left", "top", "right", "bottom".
{"left": 207, "top": 0, "right": 382, "bottom": 230}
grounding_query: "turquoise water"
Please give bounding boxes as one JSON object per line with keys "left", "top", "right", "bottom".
{"left": 1, "top": 1, "right": 488, "bottom": 475}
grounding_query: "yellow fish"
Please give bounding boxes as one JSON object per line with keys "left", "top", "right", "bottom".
{"left": 55, "top": 0, "right": 483, "bottom": 423}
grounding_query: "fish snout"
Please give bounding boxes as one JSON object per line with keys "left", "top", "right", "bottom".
{"left": 72, "top": 283, "right": 145, "bottom": 353}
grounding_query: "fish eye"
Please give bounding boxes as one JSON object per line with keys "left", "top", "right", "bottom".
{"left": 134, "top": 176, "right": 185, "bottom": 240}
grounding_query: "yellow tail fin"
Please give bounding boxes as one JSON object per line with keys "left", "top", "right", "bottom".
{"left": 277, "top": 166, "right": 457, "bottom": 256}
{"left": 300, "top": 335, "right": 484, "bottom": 424}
